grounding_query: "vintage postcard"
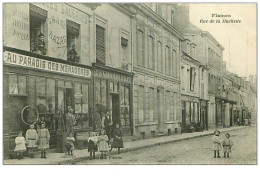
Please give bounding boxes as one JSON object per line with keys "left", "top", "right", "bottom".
{"left": 2, "top": 2, "right": 257, "bottom": 165}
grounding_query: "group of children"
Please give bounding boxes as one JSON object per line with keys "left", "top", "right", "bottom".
{"left": 14, "top": 123, "right": 50, "bottom": 160}
{"left": 212, "top": 130, "right": 233, "bottom": 158}
{"left": 65, "top": 123, "right": 124, "bottom": 159}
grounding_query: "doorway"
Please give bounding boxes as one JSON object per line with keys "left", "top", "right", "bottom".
{"left": 111, "top": 94, "right": 120, "bottom": 126}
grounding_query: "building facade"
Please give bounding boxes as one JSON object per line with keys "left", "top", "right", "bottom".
{"left": 129, "top": 4, "right": 183, "bottom": 139}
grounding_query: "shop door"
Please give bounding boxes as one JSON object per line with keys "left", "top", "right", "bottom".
{"left": 111, "top": 94, "right": 120, "bottom": 126}
{"left": 65, "top": 88, "right": 73, "bottom": 111}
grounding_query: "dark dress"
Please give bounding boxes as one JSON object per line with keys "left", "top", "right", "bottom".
{"left": 88, "top": 140, "right": 98, "bottom": 152}
{"left": 111, "top": 128, "right": 124, "bottom": 148}
{"left": 104, "top": 116, "right": 112, "bottom": 139}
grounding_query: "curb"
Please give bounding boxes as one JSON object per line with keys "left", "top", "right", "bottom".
{"left": 57, "top": 126, "right": 248, "bottom": 165}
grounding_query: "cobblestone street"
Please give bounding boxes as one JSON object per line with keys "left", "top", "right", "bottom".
{"left": 77, "top": 126, "right": 256, "bottom": 165}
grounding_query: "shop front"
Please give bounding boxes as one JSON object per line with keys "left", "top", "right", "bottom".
{"left": 3, "top": 47, "right": 92, "bottom": 156}
{"left": 181, "top": 95, "right": 201, "bottom": 132}
{"left": 92, "top": 63, "right": 134, "bottom": 136}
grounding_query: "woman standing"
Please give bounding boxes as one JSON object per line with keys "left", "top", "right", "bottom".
{"left": 38, "top": 123, "right": 50, "bottom": 158}
{"left": 110, "top": 123, "right": 124, "bottom": 154}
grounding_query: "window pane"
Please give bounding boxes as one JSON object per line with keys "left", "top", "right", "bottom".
{"left": 18, "top": 75, "right": 27, "bottom": 95}
{"left": 46, "top": 79, "right": 55, "bottom": 113}
{"left": 58, "top": 80, "right": 65, "bottom": 114}
{"left": 74, "top": 82, "right": 82, "bottom": 104}
{"left": 36, "top": 77, "right": 46, "bottom": 113}
{"left": 82, "top": 83, "right": 89, "bottom": 113}
{"left": 9, "top": 74, "right": 18, "bottom": 94}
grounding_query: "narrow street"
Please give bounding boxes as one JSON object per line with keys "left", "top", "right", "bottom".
{"left": 77, "top": 126, "right": 256, "bottom": 165}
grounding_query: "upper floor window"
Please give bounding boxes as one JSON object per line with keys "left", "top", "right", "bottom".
{"left": 190, "top": 67, "right": 195, "bottom": 92}
{"left": 165, "top": 45, "right": 170, "bottom": 75}
{"left": 137, "top": 29, "right": 145, "bottom": 66}
{"left": 67, "top": 19, "right": 80, "bottom": 63}
{"left": 171, "top": 10, "right": 175, "bottom": 25}
{"left": 172, "top": 49, "right": 177, "bottom": 77}
{"left": 187, "top": 42, "right": 190, "bottom": 54}
{"left": 157, "top": 41, "right": 163, "bottom": 73}
{"left": 157, "top": 4, "right": 162, "bottom": 16}
{"left": 121, "top": 37, "right": 128, "bottom": 70}
{"left": 96, "top": 25, "right": 106, "bottom": 65}
{"left": 30, "top": 4, "right": 47, "bottom": 55}
{"left": 148, "top": 36, "right": 154, "bottom": 70}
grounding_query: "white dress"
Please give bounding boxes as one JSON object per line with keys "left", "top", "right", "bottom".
{"left": 14, "top": 137, "right": 27, "bottom": 152}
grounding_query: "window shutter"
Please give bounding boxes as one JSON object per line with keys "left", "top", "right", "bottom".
{"left": 96, "top": 25, "right": 105, "bottom": 64}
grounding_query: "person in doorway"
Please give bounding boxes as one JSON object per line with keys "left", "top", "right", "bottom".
{"left": 97, "top": 130, "right": 109, "bottom": 159}
{"left": 222, "top": 133, "right": 233, "bottom": 158}
{"left": 25, "top": 124, "right": 38, "bottom": 158}
{"left": 110, "top": 123, "right": 124, "bottom": 154}
{"left": 102, "top": 110, "right": 113, "bottom": 140}
{"left": 37, "top": 116, "right": 46, "bottom": 130}
{"left": 38, "top": 123, "right": 50, "bottom": 158}
{"left": 65, "top": 133, "right": 75, "bottom": 157}
{"left": 14, "top": 131, "right": 27, "bottom": 160}
{"left": 68, "top": 44, "right": 79, "bottom": 63}
{"left": 66, "top": 107, "right": 76, "bottom": 135}
{"left": 212, "top": 130, "right": 222, "bottom": 158}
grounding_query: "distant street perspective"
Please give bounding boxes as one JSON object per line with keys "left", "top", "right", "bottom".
{"left": 77, "top": 126, "right": 256, "bottom": 165}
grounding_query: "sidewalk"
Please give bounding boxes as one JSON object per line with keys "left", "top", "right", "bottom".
{"left": 4, "top": 125, "right": 248, "bottom": 165}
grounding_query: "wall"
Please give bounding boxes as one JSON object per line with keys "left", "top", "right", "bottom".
{"left": 4, "top": 3, "right": 91, "bottom": 65}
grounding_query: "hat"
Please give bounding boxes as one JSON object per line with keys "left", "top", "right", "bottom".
{"left": 38, "top": 33, "right": 45, "bottom": 38}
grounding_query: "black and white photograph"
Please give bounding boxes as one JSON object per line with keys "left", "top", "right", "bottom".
{"left": 2, "top": 2, "right": 257, "bottom": 166}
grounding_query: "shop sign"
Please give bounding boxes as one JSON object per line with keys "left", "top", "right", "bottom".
{"left": 4, "top": 51, "right": 91, "bottom": 78}
{"left": 181, "top": 95, "right": 199, "bottom": 103}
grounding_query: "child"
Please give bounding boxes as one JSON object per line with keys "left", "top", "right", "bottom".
{"left": 110, "top": 123, "right": 124, "bottom": 154}
{"left": 88, "top": 132, "right": 98, "bottom": 159}
{"left": 65, "top": 133, "right": 75, "bottom": 157}
{"left": 38, "top": 123, "right": 50, "bottom": 158}
{"left": 25, "top": 124, "right": 38, "bottom": 158}
{"left": 212, "top": 130, "right": 222, "bottom": 158}
{"left": 97, "top": 130, "right": 109, "bottom": 159}
{"left": 14, "top": 131, "right": 27, "bottom": 160}
{"left": 222, "top": 133, "right": 233, "bottom": 158}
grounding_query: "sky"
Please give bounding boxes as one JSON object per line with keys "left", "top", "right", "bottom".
{"left": 189, "top": 3, "right": 256, "bottom": 78}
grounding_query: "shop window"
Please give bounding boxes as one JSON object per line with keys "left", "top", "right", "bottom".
{"left": 157, "top": 41, "right": 163, "bottom": 73}
{"left": 36, "top": 77, "right": 46, "bottom": 114}
{"left": 8, "top": 74, "right": 27, "bottom": 95}
{"left": 96, "top": 25, "right": 106, "bottom": 64}
{"left": 30, "top": 4, "right": 47, "bottom": 55}
{"left": 137, "top": 29, "right": 145, "bottom": 66}
{"left": 120, "top": 85, "right": 130, "bottom": 127}
{"left": 46, "top": 79, "right": 55, "bottom": 114}
{"left": 148, "top": 36, "right": 154, "bottom": 70}
{"left": 67, "top": 19, "right": 80, "bottom": 63}
{"left": 74, "top": 83, "right": 89, "bottom": 129}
